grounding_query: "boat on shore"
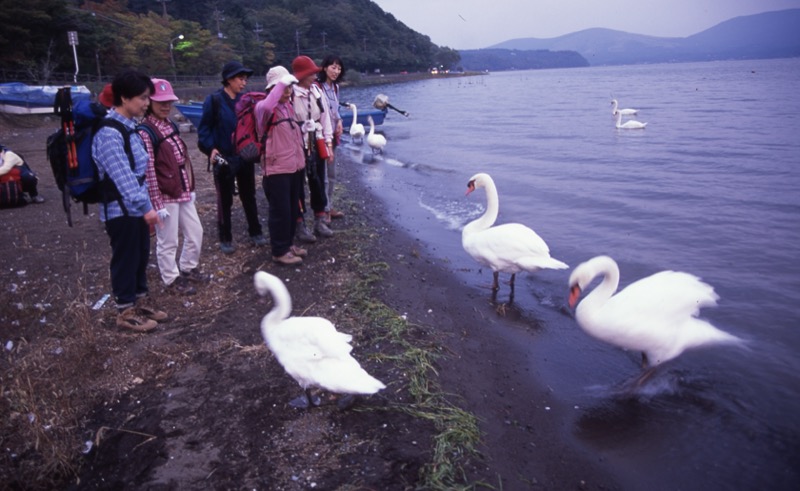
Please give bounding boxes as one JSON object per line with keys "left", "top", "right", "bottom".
{"left": 0, "top": 83, "right": 91, "bottom": 114}
{"left": 174, "top": 101, "right": 386, "bottom": 130}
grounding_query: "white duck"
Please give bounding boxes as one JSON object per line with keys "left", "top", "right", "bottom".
{"left": 614, "top": 110, "right": 647, "bottom": 129}
{"left": 568, "top": 255, "right": 742, "bottom": 371}
{"left": 366, "top": 115, "right": 387, "bottom": 154}
{"left": 348, "top": 103, "right": 365, "bottom": 144}
{"left": 254, "top": 271, "right": 386, "bottom": 408}
{"left": 610, "top": 98, "right": 638, "bottom": 116}
{"left": 462, "top": 173, "right": 568, "bottom": 300}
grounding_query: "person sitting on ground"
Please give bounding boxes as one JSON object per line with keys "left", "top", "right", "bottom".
{"left": 255, "top": 66, "right": 307, "bottom": 265}
{"left": 92, "top": 70, "right": 166, "bottom": 333}
{"left": 139, "top": 78, "right": 205, "bottom": 296}
{"left": 0, "top": 145, "right": 45, "bottom": 204}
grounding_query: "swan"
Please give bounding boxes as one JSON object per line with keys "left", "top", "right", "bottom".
{"left": 462, "top": 173, "right": 568, "bottom": 300}
{"left": 348, "top": 103, "right": 365, "bottom": 144}
{"left": 610, "top": 99, "right": 638, "bottom": 116}
{"left": 366, "top": 115, "right": 387, "bottom": 154}
{"left": 568, "top": 255, "right": 742, "bottom": 372}
{"left": 614, "top": 110, "right": 647, "bottom": 129}
{"left": 254, "top": 271, "right": 386, "bottom": 408}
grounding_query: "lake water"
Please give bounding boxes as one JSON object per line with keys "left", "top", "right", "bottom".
{"left": 339, "top": 58, "right": 800, "bottom": 490}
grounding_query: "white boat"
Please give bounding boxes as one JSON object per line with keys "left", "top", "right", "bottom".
{"left": 0, "top": 83, "right": 91, "bottom": 114}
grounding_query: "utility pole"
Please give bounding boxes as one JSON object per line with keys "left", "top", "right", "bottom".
{"left": 67, "top": 31, "right": 79, "bottom": 83}
{"left": 253, "top": 22, "right": 263, "bottom": 42}
{"left": 295, "top": 30, "right": 300, "bottom": 56}
{"left": 154, "top": 0, "right": 171, "bottom": 18}
{"left": 321, "top": 31, "right": 327, "bottom": 51}
{"left": 213, "top": 7, "right": 225, "bottom": 39}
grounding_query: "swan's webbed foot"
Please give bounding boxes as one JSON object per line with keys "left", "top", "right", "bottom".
{"left": 289, "top": 389, "right": 322, "bottom": 409}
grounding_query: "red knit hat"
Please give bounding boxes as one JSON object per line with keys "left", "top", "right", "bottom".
{"left": 291, "top": 55, "right": 321, "bottom": 81}
{"left": 98, "top": 83, "right": 114, "bottom": 108}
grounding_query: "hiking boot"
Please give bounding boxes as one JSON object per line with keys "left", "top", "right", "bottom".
{"left": 295, "top": 222, "right": 317, "bottom": 243}
{"left": 290, "top": 245, "right": 308, "bottom": 257}
{"left": 273, "top": 251, "right": 303, "bottom": 265}
{"left": 167, "top": 276, "right": 197, "bottom": 296}
{"left": 314, "top": 218, "right": 334, "bottom": 238}
{"left": 219, "top": 242, "right": 236, "bottom": 254}
{"left": 181, "top": 268, "right": 210, "bottom": 283}
{"left": 329, "top": 209, "right": 344, "bottom": 219}
{"left": 116, "top": 307, "right": 157, "bottom": 333}
{"left": 136, "top": 304, "right": 169, "bottom": 321}
{"left": 250, "top": 234, "right": 268, "bottom": 247}
{"left": 30, "top": 195, "right": 45, "bottom": 204}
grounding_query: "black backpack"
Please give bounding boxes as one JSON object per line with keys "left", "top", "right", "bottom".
{"left": 47, "top": 87, "right": 135, "bottom": 226}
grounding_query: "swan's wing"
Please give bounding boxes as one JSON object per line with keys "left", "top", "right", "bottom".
{"left": 465, "top": 223, "right": 562, "bottom": 272}
{"left": 267, "top": 317, "right": 354, "bottom": 361}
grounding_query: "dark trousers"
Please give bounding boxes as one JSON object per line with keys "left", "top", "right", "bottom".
{"left": 263, "top": 170, "right": 304, "bottom": 257}
{"left": 214, "top": 158, "right": 262, "bottom": 243}
{"left": 19, "top": 163, "right": 39, "bottom": 197}
{"left": 105, "top": 215, "right": 150, "bottom": 308}
{"left": 306, "top": 154, "right": 328, "bottom": 215}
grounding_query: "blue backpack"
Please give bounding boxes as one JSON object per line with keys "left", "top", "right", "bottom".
{"left": 47, "top": 87, "right": 134, "bottom": 226}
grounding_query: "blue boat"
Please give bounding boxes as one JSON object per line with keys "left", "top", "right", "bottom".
{"left": 175, "top": 101, "right": 386, "bottom": 130}
{"left": 0, "top": 83, "right": 91, "bottom": 114}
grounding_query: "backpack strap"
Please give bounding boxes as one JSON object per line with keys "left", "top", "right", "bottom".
{"left": 96, "top": 118, "right": 136, "bottom": 216}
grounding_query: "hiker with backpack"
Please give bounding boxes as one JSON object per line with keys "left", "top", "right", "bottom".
{"left": 197, "top": 61, "right": 266, "bottom": 255}
{"left": 139, "top": 78, "right": 205, "bottom": 296}
{"left": 254, "top": 66, "right": 307, "bottom": 265}
{"left": 91, "top": 70, "right": 166, "bottom": 333}
{"left": 290, "top": 55, "right": 335, "bottom": 241}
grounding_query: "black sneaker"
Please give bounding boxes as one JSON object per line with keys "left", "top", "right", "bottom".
{"left": 167, "top": 276, "right": 197, "bottom": 296}
{"left": 181, "top": 268, "right": 210, "bottom": 283}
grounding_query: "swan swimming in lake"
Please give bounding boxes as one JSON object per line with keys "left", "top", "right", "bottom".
{"left": 348, "top": 103, "right": 365, "bottom": 144}
{"left": 614, "top": 110, "right": 647, "bottom": 129}
{"left": 254, "top": 271, "right": 386, "bottom": 408}
{"left": 611, "top": 99, "right": 638, "bottom": 116}
{"left": 366, "top": 115, "right": 387, "bottom": 154}
{"left": 462, "top": 173, "right": 568, "bottom": 301}
{"left": 568, "top": 255, "right": 742, "bottom": 375}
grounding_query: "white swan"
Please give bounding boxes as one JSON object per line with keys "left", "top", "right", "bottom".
{"left": 462, "top": 173, "right": 568, "bottom": 300}
{"left": 614, "top": 110, "right": 647, "bottom": 129}
{"left": 610, "top": 99, "right": 638, "bottom": 116}
{"left": 254, "top": 271, "right": 386, "bottom": 408}
{"left": 366, "top": 115, "right": 387, "bottom": 154}
{"left": 568, "top": 255, "right": 742, "bottom": 370}
{"left": 348, "top": 103, "right": 365, "bottom": 144}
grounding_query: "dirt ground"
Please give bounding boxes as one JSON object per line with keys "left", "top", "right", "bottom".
{"left": 1, "top": 111, "right": 621, "bottom": 490}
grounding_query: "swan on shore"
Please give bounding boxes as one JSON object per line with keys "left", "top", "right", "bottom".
{"left": 366, "top": 115, "right": 387, "bottom": 154}
{"left": 611, "top": 99, "right": 638, "bottom": 116}
{"left": 348, "top": 103, "right": 365, "bottom": 144}
{"left": 254, "top": 271, "right": 386, "bottom": 409}
{"left": 462, "top": 173, "right": 568, "bottom": 301}
{"left": 614, "top": 110, "right": 647, "bottom": 129}
{"left": 568, "top": 255, "right": 742, "bottom": 375}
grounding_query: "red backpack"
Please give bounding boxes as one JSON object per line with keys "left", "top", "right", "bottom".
{"left": 232, "top": 92, "right": 267, "bottom": 164}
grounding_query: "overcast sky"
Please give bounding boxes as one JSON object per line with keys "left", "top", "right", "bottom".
{"left": 371, "top": 0, "right": 800, "bottom": 50}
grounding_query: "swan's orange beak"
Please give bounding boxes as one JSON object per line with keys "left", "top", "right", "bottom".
{"left": 568, "top": 285, "right": 582, "bottom": 308}
{"left": 465, "top": 180, "right": 475, "bottom": 196}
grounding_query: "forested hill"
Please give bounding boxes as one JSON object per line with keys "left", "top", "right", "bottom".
{"left": 0, "top": 0, "right": 460, "bottom": 82}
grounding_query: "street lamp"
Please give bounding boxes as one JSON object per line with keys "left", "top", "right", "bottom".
{"left": 169, "top": 34, "right": 184, "bottom": 75}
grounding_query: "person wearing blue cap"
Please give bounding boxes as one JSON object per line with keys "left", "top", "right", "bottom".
{"left": 197, "top": 60, "right": 266, "bottom": 255}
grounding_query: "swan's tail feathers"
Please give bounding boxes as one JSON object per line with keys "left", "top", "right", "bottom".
{"left": 519, "top": 256, "right": 569, "bottom": 272}
{"left": 318, "top": 364, "right": 386, "bottom": 395}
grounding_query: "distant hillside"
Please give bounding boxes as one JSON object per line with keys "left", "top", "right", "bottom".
{"left": 488, "top": 9, "right": 800, "bottom": 66}
{"left": 457, "top": 49, "right": 588, "bottom": 71}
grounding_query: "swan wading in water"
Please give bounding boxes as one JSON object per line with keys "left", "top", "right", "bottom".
{"left": 366, "top": 115, "right": 387, "bottom": 154}
{"left": 611, "top": 99, "right": 638, "bottom": 116}
{"left": 568, "top": 255, "right": 742, "bottom": 379}
{"left": 614, "top": 110, "right": 647, "bottom": 129}
{"left": 348, "top": 103, "right": 365, "bottom": 144}
{"left": 463, "top": 173, "right": 568, "bottom": 301}
{"left": 254, "top": 271, "right": 386, "bottom": 409}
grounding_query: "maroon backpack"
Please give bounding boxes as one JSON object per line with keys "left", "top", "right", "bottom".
{"left": 232, "top": 92, "right": 267, "bottom": 164}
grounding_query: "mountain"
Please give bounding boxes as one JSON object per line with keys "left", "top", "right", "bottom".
{"left": 485, "top": 9, "right": 800, "bottom": 66}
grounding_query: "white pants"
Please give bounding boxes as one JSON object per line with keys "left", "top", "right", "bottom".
{"left": 155, "top": 201, "right": 203, "bottom": 285}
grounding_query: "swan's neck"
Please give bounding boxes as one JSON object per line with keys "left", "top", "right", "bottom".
{"left": 612, "top": 100, "right": 618, "bottom": 111}
{"left": 580, "top": 259, "right": 619, "bottom": 313}
{"left": 352, "top": 105, "right": 358, "bottom": 119}
{"left": 368, "top": 118, "right": 375, "bottom": 135}
{"left": 466, "top": 179, "right": 499, "bottom": 233}
{"left": 263, "top": 281, "right": 292, "bottom": 331}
